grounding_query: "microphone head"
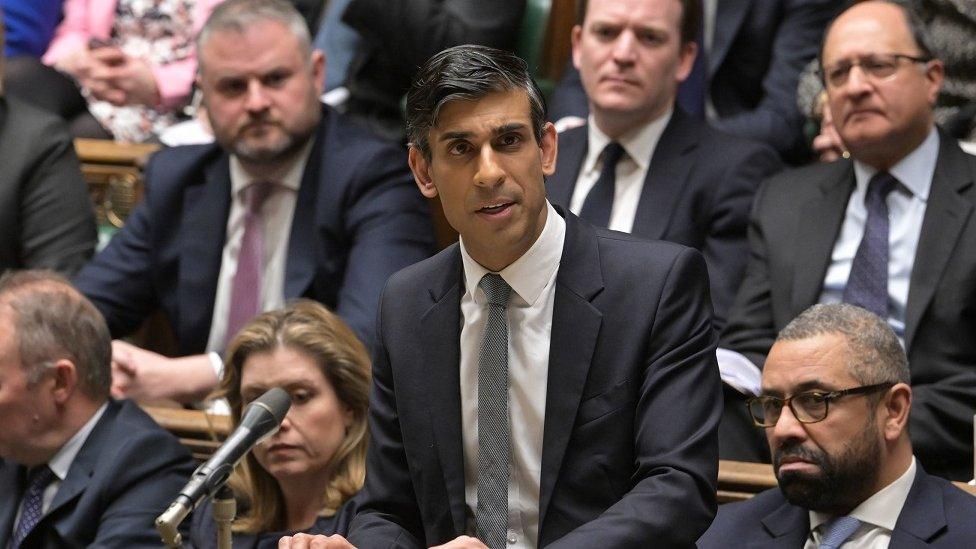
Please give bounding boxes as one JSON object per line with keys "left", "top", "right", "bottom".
{"left": 246, "top": 387, "right": 292, "bottom": 425}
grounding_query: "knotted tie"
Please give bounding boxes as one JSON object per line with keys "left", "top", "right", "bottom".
{"left": 579, "top": 142, "right": 625, "bottom": 228}
{"left": 11, "top": 465, "right": 57, "bottom": 548}
{"left": 475, "top": 273, "right": 512, "bottom": 549}
{"left": 225, "top": 181, "right": 273, "bottom": 346}
{"left": 843, "top": 171, "right": 898, "bottom": 318}
{"left": 818, "top": 515, "right": 862, "bottom": 549}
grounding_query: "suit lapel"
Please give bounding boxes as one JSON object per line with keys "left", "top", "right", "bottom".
{"left": 710, "top": 0, "right": 752, "bottom": 77}
{"left": 178, "top": 157, "right": 231, "bottom": 353}
{"left": 0, "top": 462, "right": 24, "bottom": 545}
{"left": 420, "top": 247, "right": 467, "bottom": 534}
{"left": 904, "top": 138, "right": 974, "bottom": 349}
{"left": 631, "top": 109, "right": 698, "bottom": 239}
{"left": 753, "top": 498, "right": 809, "bottom": 549}
{"left": 790, "top": 162, "right": 854, "bottom": 316}
{"left": 43, "top": 402, "right": 122, "bottom": 536}
{"left": 548, "top": 126, "right": 588, "bottom": 208}
{"left": 285, "top": 117, "right": 328, "bottom": 299}
{"left": 889, "top": 468, "right": 948, "bottom": 547}
{"left": 538, "top": 212, "right": 604, "bottom": 529}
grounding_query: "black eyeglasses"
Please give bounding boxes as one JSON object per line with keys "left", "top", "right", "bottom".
{"left": 821, "top": 53, "right": 931, "bottom": 88}
{"left": 746, "top": 382, "right": 895, "bottom": 428}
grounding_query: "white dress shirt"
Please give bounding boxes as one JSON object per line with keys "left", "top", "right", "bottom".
{"left": 568, "top": 110, "right": 672, "bottom": 233}
{"left": 805, "top": 458, "right": 917, "bottom": 549}
{"left": 14, "top": 403, "right": 108, "bottom": 525}
{"left": 204, "top": 141, "right": 313, "bottom": 353}
{"left": 717, "top": 129, "right": 939, "bottom": 395}
{"left": 459, "top": 201, "right": 566, "bottom": 549}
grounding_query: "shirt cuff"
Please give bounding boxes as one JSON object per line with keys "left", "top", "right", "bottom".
{"left": 716, "top": 347, "right": 762, "bottom": 396}
{"left": 208, "top": 351, "right": 225, "bottom": 381}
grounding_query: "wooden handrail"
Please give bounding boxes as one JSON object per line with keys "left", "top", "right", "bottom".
{"left": 142, "top": 405, "right": 976, "bottom": 499}
{"left": 74, "top": 138, "right": 159, "bottom": 167}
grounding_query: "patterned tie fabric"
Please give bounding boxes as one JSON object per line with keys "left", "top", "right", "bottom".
{"left": 475, "top": 273, "right": 512, "bottom": 549}
{"left": 225, "top": 181, "right": 273, "bottom": 347}
{"left": 818, "top": 515, "right": 862, "bottom": 549}
{"left": 11, "top": 465, "right": 57, "bottom": 548}
{"left": 579, "top": 142, "right": 626, "bottom": 228}
{"left": 843, "top": 171, "right": 898, "bottom": 318}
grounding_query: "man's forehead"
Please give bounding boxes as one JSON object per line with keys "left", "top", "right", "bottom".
{"left": 430, "top": 91, "right": 533, "bottom": 136}
{"left": 823, "top": 3, "right": 916, "bottom": 62}
{"left": 762, "top": 334, "right": 853, "bottom": 392}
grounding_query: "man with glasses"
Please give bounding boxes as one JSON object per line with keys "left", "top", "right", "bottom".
{"left": 715, "top": 0, "right": 976, "bottom": 480}
{"left": 700, "top": 303, "right": 976, "bottom": 548}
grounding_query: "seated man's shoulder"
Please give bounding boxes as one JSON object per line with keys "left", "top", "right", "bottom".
{"left": 323, "top": 106, "right": 407, "bottom": 158}
{"left": 385, "top": 243, "right": 460, "bottom": 293}
{"left": 698, "top": 123, "right": 780, "bottom": 164}
{"left": 698, "top": 489, "right": 791, "bottom": 547}
{"left": 100, "top": 400, "right": 194, "bottom": 469}
{"left": 594, "top": 227, "right": 699, "bottom": 271}
{"left": 2, "top": 95, "right": 72, "bottom": 139}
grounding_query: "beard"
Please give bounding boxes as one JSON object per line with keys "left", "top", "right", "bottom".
{"left": 773, "top": 418, "right": 881, "bottom": 514}
{"left": 229, "top": 119, "right": 313, "bottom": 165}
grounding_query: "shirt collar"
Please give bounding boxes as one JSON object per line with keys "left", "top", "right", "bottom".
{"left": 583, "top": 108, "right": 673, "bottom": 175}
{"left": 853, "top": 128, "right": 938, "bottom": 202}
{"left": 809, "top": 456, "right": 917, "bottom": 534}
{"left": 47, "top": 403, "right": 109, "bottom": 481}
{"left": 459, "top": 201, "right": 566, "bottom": 307}
{"left": 229, "top": 139, "right": 314, "bottom": 196}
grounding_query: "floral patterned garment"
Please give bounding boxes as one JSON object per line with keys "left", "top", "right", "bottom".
{"left": 87, "top": 0, "right": 195, "bottom": 142}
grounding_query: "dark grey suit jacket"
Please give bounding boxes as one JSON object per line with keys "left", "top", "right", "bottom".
{"left": 721, "top": 132, "right": 976, "bottom": 480}
{"left": 697, "top": 466, "right": 976, "bottom": 548}
{"left": 348, "top": 209, "right": 722, "bottom": 548}
{"left": 547, "top": 108, "right": 782, "bottom": 330}
{"left": 0, "top": 95, "right": 96, "bottom": 274}
{"left": 0, "top": 400, "right": 195, "bottom": 548}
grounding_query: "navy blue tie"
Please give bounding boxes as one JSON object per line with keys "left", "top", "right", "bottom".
{"left": 11, "top": 465, "right": 56, "bottom": 548}
{"left": 843, "top": 171, "right": 898, "bottom": 318}
{"left": 579, "top": 142, "right": 625, "bottom": 228}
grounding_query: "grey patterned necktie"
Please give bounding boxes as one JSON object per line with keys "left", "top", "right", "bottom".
{"left": 818, "top": 515, "right": 861, "bottom": 549}
{"left": 476, "top": 273, "right": 512, "bottom": 549}
{"left": 11, "top": 465, "right": 56, "bottom": 548}
{"left": 843, "top": 171, "right": 898, "bottom": 318}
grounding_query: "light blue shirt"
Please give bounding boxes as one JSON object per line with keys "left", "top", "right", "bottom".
{"left": 817, "top": 128, "right": 939, "bottom": 341}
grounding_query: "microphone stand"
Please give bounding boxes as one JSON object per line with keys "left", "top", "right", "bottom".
{"left": 213, "top": 485, "right": 236, "bottom": 549}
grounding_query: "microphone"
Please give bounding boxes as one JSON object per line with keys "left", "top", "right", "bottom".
{"left": 155, "top": 387, "right": 291, "bottom": 546}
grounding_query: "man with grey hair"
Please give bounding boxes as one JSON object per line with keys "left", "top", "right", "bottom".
{"left": 74, "top": 0, "right": 435, "bottom": 405}
{"left": 699, "top": 303, "right": 976, "bottom": 548}
{"left": 0, "top": 270, "right": 195, "bottom": 547}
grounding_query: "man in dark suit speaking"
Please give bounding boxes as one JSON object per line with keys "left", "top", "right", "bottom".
{"left": 718, "top": 0, "right": 976, "bottom": 479}
{"left": 700, "top": 304, "right": 976, "bottom": 548}
{"left": 547, "top": 0, "right": 781, "bottom": 331}
{"left": 73, "top": 0, "right": 434, "bottom": 404}
{"left": 0, "top": 271, "right": 195, "bottom": 547}
{"left": 282, "top": 44, "right": 723, "bottom": 548}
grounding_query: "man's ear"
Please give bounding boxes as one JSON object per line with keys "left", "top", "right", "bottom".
{"left": 311, "top": 49, "right": 326, "bottom": 97}
{"left": 49, "top": 359, "right": 78, "bottom": 405}
{"left": 881, "top": 382, "right": 912, "bottom": 442}
{"left": 408, "top": 146, "right": 438, "bottom": 199}
{"left": 675, "top": 41, "right": 699, "bottom": 84}
{"left": 540, "top": 122, "right": 558, "bottom": 176}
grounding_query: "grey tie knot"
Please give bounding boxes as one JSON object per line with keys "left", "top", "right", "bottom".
{"left": 479, "top": 273, "right": 511, "bottom": 307}
{"left": 819, "top": 515, "right": 861, "bottom": 549}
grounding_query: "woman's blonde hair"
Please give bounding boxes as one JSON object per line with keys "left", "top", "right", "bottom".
{"left": 212, "top": 299, "right": 371, "bottom": 533}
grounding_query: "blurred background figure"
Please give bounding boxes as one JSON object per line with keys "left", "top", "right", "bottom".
{"left": 0, "top": 0, "right": 64, "bottom": 58}
{"left": 0, "top": 11, "right": 97, "bottom": 276}
{"left": 0, "top": 271, "right": 195, "bottom": 547}
{"left": 189, "top": 299, "right": 370, "bottom": 548}
{"left": 3, "top": 0, "right": 222, "bottom": 142}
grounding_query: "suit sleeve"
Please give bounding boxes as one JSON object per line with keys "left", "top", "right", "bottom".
{"left": 549, "top": 248, "right": 722, "bottom": 548}
{"left": 73, "top": 159, "right": 163, "bottom": 338}
{"left": 334, "top": 144, "right": 435, "bottom": 351}
{"left": 710, "top": 0, "right": 840, "bottom": 159}
{"left": 718, "top": 179, "right": 779, "bottom": 369}
{"left": 347, "top": 283, "right": 424, "bottom": 548}
{"left": 701, "top": 142, "right": 782, "bottom": 330}
{"left": 89, "top": 420, "right": 196, "bottom": 548}
{"left": 18, "top": 115, "right": 97, "bottom": 275}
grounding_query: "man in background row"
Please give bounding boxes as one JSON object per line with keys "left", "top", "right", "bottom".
{"left": 0, "top": 271, "right": 195, "bottom": 547}
{"left": 74, "top": 0, "right": 434, "bottom": 405}
{"left": 548, "top": 0, "right": 781, "bottom": 330}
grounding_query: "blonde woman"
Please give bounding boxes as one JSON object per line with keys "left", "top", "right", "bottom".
{"left": 188, "top": 299, "right": 370, "bottom": 548}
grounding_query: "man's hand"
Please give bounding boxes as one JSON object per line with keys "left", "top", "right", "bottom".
{"left": 277, "top": 533, "right": 355, "bottom": 548}
{"left": 813, "top": 102, "right": 849, "bottom": 162}
{"left": 54, "top": 49, "right": 96, "bottom": 82}
{"left": 429, "top": 536, "right": 490, "bottom": 549}
{"left": 110, "top": 340, "right": 218, "bottom": 404}
{"left": 86, "top": 47, "right": 162, "bottom": 106}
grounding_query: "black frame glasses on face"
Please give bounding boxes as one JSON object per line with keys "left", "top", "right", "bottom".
{"left": 821, "top": 53, "right": 931, "bottom": 88}
{"left": 746, "top": 382, "right": 895, "bottom": 428}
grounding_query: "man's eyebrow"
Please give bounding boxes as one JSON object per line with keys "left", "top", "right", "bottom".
{"left": 493, "top": 123, "right": 528, "bottom": 135}
{"left": 438, "top": 131, "right": 473, "bottom": 142}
